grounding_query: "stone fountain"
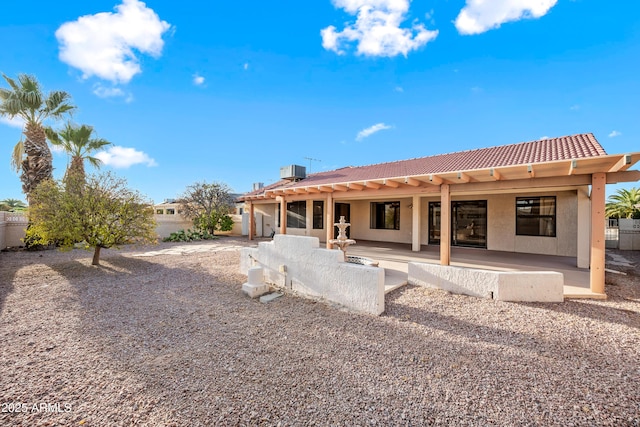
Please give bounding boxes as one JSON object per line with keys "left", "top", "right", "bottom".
{"left": 329, "top": 216, "right": 356, "bottom": 260}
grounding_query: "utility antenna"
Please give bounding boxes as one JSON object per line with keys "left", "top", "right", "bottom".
{"left": 304, "top": 157, "right": 321, "bottom": 173}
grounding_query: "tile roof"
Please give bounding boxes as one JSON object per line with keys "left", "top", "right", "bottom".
{"left": 243, "top": 133, "right": 607, "bottom": 196}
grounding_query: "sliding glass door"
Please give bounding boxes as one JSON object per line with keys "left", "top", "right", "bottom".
{"left": 428, "top": 200, "right": 487, "bottom": 248}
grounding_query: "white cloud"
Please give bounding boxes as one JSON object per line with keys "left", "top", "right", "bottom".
{"left": 455, "top": 0, "right": 557, "bottom": 35}
{"left": 55, "top": 0, "right": 172, "bottom": 84}
{"left": 321, "top": 0, "right": 438, "bottom": 57}
{"left": 50, "top": 144, "right": 67, "bottom": 154}
{"left": 92, "top": 83, "right": 134, "bottom": 102}
{"left": 95, "top": 146, "right": 157, "bottom": 168}
{"left": 243, "top": 63, "right": 249, "bottom": 70}
{"left": 609, "top": 130, "right": 622, "bottom": 138}
{"left": 356, "top": 123, "right": 392, "bottom": 141}
{"left": 539, "top": 135, "right": 549, "bottom": 140}
{"left": 394, "top": 86, "right": 404, "bottom": 92}
{"left": 0, "top": 116, "right": 25, "bottom": 129}
{"left": 569, "top": 104, "right": 580, "bottom": 111}
{"left": 193, "top": 74, "right": 205, "bottom": 86}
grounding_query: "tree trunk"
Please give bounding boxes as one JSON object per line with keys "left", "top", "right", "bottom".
{"left": 92, "top": 246, "right": 101, "bottom": 265}
{"left": 21, "top": 121, "right": 53, "bottom": 199}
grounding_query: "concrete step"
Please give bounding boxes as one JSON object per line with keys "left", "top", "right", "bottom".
{"left": 259, "top": 292, "right": 284, "bottom": 303}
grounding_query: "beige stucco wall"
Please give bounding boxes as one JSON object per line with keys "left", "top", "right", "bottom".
{"left": 253, "top": 204, "right": 277, "bottom": 237}
{"left": 348, "top": 197, "right": 414, "bottom": 243}
{"left": 489, "top": 190, "right": 577, "bottom": 256}
{"left": 0, "top": 212, "right": 5, "bottom": 250}
{"left": 154, "top": 201, "right": 243, "bottom": 238}
{"left": 246, "top": 190, "right": 581, "bottom": 257}
{"left": 0, "top": 212, "right": 29, "bottom": 249}
{"left": 619, "top": 219, "right": 640, "bottom": 250}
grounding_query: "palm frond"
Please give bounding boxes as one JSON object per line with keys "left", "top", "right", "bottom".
{"left": 87, "top": 156, "right": 103, "bottom": 169}
{"left": 11, "top": 139, "right": 24, "bottom": 173}
{"left": 2, "top": 74, "right": 20, "bottom": 92}
{"left": 44, "top": 126, "right": 62, "bottom": 144}
{"left": 44, "top": 91, "right": 75, "bottom": 118}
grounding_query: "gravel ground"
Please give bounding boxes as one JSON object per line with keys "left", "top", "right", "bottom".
{"left": 1, "top": 237, "right": 639, "bottom": 426}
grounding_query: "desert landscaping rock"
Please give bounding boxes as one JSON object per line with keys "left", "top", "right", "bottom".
{"left": 1, "top": 237, "right": 639, "bottom": 426}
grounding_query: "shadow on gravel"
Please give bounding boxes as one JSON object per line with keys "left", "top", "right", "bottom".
{"left": 384, "top": 286, "right": 545, "bottom": 352}
{"left": 514, "top": 271, "right": 640, "bottom": 330}
{"left": 0, "top": 253, "right": 16, "bottom": 316}
{"left": 39, "top": 250, "right": 257, "bottom": 423}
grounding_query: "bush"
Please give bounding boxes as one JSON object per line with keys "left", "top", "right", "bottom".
{"left": 163, "top": 229, "right": 219, "bottom": 242}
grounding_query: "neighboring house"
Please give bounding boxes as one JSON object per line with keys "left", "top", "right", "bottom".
{"left": 153, "top": 200, "right": 193, "bottom": 238}
{"left": 239, "top": 133, "right": 640, "bottom": 295}
{"left": 153, "top": 198, "right": 244, "bottom": 238}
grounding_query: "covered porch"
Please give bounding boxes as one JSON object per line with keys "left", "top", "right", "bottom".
{"left": 346, "top": 240, "right": 597, "bottom": 299}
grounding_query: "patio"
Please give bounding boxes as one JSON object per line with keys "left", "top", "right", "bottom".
{"left": 345, "top": 240, "right": 599, "bottom": 299}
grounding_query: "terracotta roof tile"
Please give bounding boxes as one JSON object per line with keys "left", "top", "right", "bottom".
{"left": 243, "top": 133, "right": 606, "bottom": 195}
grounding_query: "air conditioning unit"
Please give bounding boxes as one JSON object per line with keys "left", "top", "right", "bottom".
{"left": 280, "top": 165, "right": 306, "bottom": 181}
{"left": 252, "top": 182, "right": 264, "bottom": 191}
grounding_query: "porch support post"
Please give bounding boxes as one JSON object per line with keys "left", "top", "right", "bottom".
{"left": 589, "top": 173, "right": 606, "bottom": 294}
{"left": 440, "top": 184, "right": 451, "bottom": 266}
{"left": 576, "top": 186, "right": 590, "bottom": 268}
{"left": 412, "top": 194, "right": 421, "bottom": 252}
{"left": 326, "top": 193, "right": 334, "bottom": 249}
{"left": 278, "top": 196, "right": 287, "bottom": 235}
{"left": 248, "top": 202, "right": 255, "bottom": 241}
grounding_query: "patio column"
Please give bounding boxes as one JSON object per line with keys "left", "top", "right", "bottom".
{"left": 278, "top": 196, "right": 287, "bottom": 235}
{"left": 326, "top": 193, "right": 334, "bottom": 249}
{"left": 590, "top": 173, "right": 606, "bottom": 294}
{"left": 577, "top": 186, "right": 590, "bottom": 268}
{"left": 412, "top": 194, "right": 421, "bottom": 252}
{"left": 440, "top": 184, "right": 451, "bottom": 266}
{"left": 248, "top": 202, "right": 255, "bottom": 241}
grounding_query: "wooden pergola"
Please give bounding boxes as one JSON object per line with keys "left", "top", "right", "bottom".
{"left": 242, "top": 152, "right": 640, "bottom": 296}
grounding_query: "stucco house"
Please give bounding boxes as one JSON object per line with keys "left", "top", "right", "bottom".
{"left": 239, "top": 133, "right": 640, "bottom": 296}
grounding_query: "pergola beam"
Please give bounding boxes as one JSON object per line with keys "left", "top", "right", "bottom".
{"left": 608, "top": 154, "right": 632, "bottom": 172}
{"left": 404, "top": 177, "right": 422, "bottom": 187}
{"left": 428, "top": 174, "right": 443, "bottom": 185}
{"left": 383, "top": 179, "right": 400, "bottom": 188}
{"left": 527, "top": 164, "right": 535, "bottom": 178}
{"left": 364, "top": 181, "right": 381, "bottom": 189}
{"left": 457, "top": 172, "right": 471, "bottom": 183}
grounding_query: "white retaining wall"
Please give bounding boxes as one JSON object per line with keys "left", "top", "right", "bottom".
{"left": 408, "top": 262, "right": 564, "bottom": 302}
{"left": 0, "top": 212, "right": 29, "bottom": 250}
{"left": 240, "top": 235, "right": 385, "bottom": 315}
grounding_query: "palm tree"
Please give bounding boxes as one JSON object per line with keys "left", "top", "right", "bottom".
{"left": 0, "top": 73, "right": 75, "bottom": 201}
{"left": 0, "top": 198, "right": 27, "bottom": 212}
{"left": 45, "top": 122, "right": 112, "bottom": 182}
{"left": 605, "top": 187, "right": 640, "bottom": 219}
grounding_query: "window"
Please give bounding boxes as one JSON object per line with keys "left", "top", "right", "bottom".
{"left": 516, "top": 196, "right": 556, "bottom": 237}
{"left": 166, "top": 208, "right": 175, "bottom": 215}
{"left": 287, "top": 201, "right": 306, "bottom": 229}
{"left": 370, "top": 201, "right": 400, "bottom": 230}
{"left": 156, "top": 209, "right": 164, "bottom": 214}
{"left": 313, "top": 201, "right": 324, "bottom": 229}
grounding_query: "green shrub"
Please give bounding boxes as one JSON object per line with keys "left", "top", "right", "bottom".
{"left": 163, "top": 228, "right": 219, "bottom": 242}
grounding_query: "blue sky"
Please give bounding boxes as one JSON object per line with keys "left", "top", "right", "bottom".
{"left": 1, "top": 0, "right": 639, "bottom": 203}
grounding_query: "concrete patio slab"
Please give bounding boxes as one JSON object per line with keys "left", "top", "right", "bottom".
{"left": 345, "top": 240, "right": 603, "bottom": 300}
